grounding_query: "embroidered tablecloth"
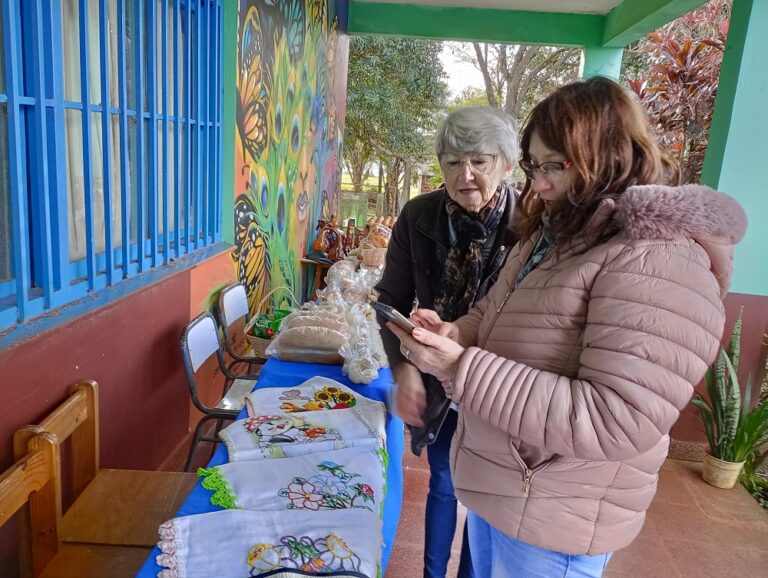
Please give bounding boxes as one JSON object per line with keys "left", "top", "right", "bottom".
{"left": 135, "top": 359, "right": 404, "bottom": 577}
{"left": 156, "top": 508, "right": 382, "bottom": 578}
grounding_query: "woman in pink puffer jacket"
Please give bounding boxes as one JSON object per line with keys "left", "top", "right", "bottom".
{"left": 388, "top": 77, "right": 748, "bottom": 577}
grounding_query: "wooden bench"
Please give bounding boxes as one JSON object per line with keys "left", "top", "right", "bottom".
{"left": 1, "top": 431, "right": 153, "bottom": 577}
{"left": 9, "top": 379, "right": 197, "bottom": 577}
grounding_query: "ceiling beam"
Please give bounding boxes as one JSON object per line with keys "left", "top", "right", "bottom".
{"left": 603, "top": 0, "right": 709, "bottom": 46}
{"left": 348, "top": 1, "right": 604, "bottom": 47}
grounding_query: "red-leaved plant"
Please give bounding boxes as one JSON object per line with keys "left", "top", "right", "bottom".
{"left": 626, "top": 0, "right": 731, "bottom": 184}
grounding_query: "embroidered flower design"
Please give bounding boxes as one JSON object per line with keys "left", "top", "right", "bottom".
{"left": 278, "top": 462, "right": 373, "bottom": 511}
{"left": 246, "top": 543, "right": 281, "bottom": 571}
{"left": 279, "top": 389, "right": 310, "bottom": 401}
{"left": 286, "top": 481, "right": 324, "bottom": 510}
{"left": 326, "top": 533, "right": 355, "bottom": 559}
{"left": 309, "top": 473, "right": 348, "bottom": 495}
{"left": 304, "top": 426, "right": 327, "bottom": 438}
{"left": 247, "top": 534, "right": 362, "bottom": 573}
{"left": 243, "top": 415, "right": 283, "bottom": 434}
{"left": 276, "top": 385, "right": 357, "bottom": 411}
{"left": 356, "top": 483, "right": 374, "bottom": 500}
{"left": 301, "top": 557, "right": 326, "bottom": 572}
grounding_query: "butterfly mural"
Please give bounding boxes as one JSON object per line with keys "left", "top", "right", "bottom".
{"left": 234, "top": 0, "right": 345, "bottom": 312}
{"left": 237, "top": 6, "right": 271, "bottom": 163}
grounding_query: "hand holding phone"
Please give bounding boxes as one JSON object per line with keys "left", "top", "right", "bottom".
{"left": 370, "top": 300, "right": 417, "bottom": 333}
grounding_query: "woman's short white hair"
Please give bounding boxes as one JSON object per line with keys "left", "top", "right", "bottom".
{"left": 436, "top": 106, "right": 519, "bottom": 165}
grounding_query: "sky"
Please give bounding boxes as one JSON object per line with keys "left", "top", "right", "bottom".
{"left": 440, "top": 42, "right": 485, "bottom": 100}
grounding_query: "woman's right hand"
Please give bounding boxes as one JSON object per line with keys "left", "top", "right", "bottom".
{"left": 410, "top": 309, "right": 460, "bottom": 342}
{"left": 392, "top": 362, "right": 427, "bottom": 427}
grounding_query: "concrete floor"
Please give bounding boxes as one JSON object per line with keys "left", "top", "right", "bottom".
{"left": 385, "top": 442, "right": 768, "bottom": 578}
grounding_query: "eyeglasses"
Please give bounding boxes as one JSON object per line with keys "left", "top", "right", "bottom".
{"left": 438, "top": 153, "right": 498, "bottom": 176}
{"left": 519, "top": 159, "right": 572, "bottom": 180}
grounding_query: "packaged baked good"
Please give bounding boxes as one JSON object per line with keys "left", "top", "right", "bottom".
{"left": 360, "top": 247, "right": 387, "bottom": 269}
{"left": 363, "top": 224, "right": 391, "bottom": 249}
{"left": 279, "top": 309, "right": 348, "bottom": 332}
{"left": 265, "top": 326, "right": 347, "bottom": 364}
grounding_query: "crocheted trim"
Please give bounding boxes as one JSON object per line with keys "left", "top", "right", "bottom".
{"left": 156, "top": 520, "right": 179, "bottom": 578}
{"left": 198, "top": 466, "right": 239, "bottom": 509}
{"left": 376, "top": 447, "right": 389, "bottom": 519}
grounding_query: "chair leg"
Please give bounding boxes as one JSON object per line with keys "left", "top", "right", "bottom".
{"left": 184, "top": 415, "right": 216, "bottom": 472}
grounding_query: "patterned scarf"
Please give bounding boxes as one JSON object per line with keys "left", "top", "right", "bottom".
{"left": 434, "top": 187, "right": 507, "bottom": 321}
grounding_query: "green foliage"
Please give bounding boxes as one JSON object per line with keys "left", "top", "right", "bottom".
{"left": 344, "top": 36, "right": 449, "bottom": 175}
{"left": 692, "top": 309, "right": 768, "bottom": 464}
{"left": 622, "top": 0, "right": 731, "bottom": 183}
{"left": 449, "top": 86, "right": 488, "bottom": 110}
{"left": 247, "top": 309, "right": 292, "bottom": 340}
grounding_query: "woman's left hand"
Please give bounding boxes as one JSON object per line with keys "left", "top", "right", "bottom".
{"left": 387, "top": 323, "right": 465, "bottom": 384}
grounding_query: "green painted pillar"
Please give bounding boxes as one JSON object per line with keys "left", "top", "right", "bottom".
{"left": 579, "top": 46, "right": 623, "bottom": 79}
{"left": 220, "top": 0, "right": 238, "bottom": 244}
{"left": 702, "top": 0, "right": 767, "bottom": 296}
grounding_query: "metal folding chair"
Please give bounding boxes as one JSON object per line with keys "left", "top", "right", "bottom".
{"left": 180, "top": 312, "right": 260, "bottom": 472}
{"left": 215, "top": 282, "right": 266, "bottom": 368}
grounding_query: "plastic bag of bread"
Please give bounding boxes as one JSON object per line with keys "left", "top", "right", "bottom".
{"left": 362, "top": 224, "right": 391, "bottom": 249}
{"left": 317, "top": 259, "right": 375, "bottom": 306}
{"left": 264, "top": 325, "right": 348, "bottom": 364}
{"left": 279, "top": 308, "right": 348, "bottom": 332}
{"left": 360, "top": 247, "right": 387, "bottom": 269}
{"left": 339, "top": 303, "right": 389, "bottom": 384}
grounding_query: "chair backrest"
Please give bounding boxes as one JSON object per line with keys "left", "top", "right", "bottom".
{"left": 180, "top": 312, "right": 233, "bottom": 413}
{"left": 13, "top": 381, "right": 99, "bottom": 511}
{"left": 217, "top": 282, "right": 252, "bottom": 357}
{"left": 1, "top": 431, "right": 59, "bottom": 577}
{"left": 219, "top": 283, "right": 250, "bottom": 330}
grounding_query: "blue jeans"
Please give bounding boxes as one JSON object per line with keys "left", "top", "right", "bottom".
{"left": 425, "top": 409, "right": 474, "bottom": 578}
{"left": 467, "top": 511, "right": 611, "bottom": 578}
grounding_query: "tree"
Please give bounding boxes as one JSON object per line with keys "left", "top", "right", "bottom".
{"left": 449, "top": 86, "right": 488, "bottom": 109}
{"left": 342, "top": 132, "right": 374, "bottom": 193}
{"left": 344, "top": 36, "right": 449, "bottom": 215}
{"left": 623, "top": 0, "right": 730, "bottom": 183}
{"left": 450, "top": 42, "right": 580, "bottom": 121}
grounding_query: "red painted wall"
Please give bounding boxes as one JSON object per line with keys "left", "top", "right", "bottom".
{"left": 671, "top": 292, "right": 768, "bottom": 442}
{"left": 0, "top": 250, "right": 235, "bottom": 576}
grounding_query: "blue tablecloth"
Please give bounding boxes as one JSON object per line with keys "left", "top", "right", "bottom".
{"left": 136, "top": 359, "right": 404, "bottom": 577}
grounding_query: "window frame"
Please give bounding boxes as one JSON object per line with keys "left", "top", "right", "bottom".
{"left": 0, "top": 0, "right": 223, "bottom": 331}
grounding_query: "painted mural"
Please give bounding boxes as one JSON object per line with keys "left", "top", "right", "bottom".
{"left": 233, "top": 0, "right": 348, "bottom": 313}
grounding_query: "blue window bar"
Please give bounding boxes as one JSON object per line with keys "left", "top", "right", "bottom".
{"left": 0, "top": 0, "right": 223, "bottom": 330}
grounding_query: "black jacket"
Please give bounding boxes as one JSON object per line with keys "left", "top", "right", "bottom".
{"left": 375, "top": 186, "right": 518, "bottom": 454}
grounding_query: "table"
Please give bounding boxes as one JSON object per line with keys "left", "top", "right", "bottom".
{"left": 300, "top": 257, "right": 331, "bottom": 301}
{"left": 136, "top": 358, "right": 404, "bottom": 577}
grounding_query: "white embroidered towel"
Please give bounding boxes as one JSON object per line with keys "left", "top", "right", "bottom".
{"left": 156, "top": 508, "right": 382, "bottom": 578}
{"left": 219, "top": 405, "right": 385, "bottom": 461}
{"left": 198, "top": 443, "right": 387, "bottom": 517}
{"left": 245, "top": 377, "right": 383, "bottom": 416}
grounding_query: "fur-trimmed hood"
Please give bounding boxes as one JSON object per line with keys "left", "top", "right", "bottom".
{"left": 614, "top": 184, "right": 748, "bottom": 297}
{"left": 616, "top": 184, "right": 747, "bottom": 243}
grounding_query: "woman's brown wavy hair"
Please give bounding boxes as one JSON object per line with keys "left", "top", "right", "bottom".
{"left": 517, "top": 76, "right": 679, "bottom": 245}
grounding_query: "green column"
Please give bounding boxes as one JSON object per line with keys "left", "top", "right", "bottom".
{"left": 702, "top": 0, "right": 766, "bottom": 296}
{"left": 579, "top": 46, "right": 624, "bottom": 79}
{"left": 220, "top": 0, "right": 238, "bottom": 244}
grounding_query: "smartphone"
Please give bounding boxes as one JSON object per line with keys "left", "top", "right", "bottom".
{"left": 370, "top": 300, "right": 417, "bottom": 333}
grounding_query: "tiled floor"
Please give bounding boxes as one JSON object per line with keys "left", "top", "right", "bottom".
{"left": 384, "top": 442, "right": 466, "bottom": 578}
{"left": 386, "top": 442, "right": 768, "bottom": 578}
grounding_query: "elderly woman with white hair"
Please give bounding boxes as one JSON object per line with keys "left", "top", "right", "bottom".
{"left": 375, "top": 106, "right": 519, "bottom": 578}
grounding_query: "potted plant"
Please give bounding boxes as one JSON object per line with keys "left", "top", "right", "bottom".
{"left": 692, "top": 311, "right": 768, "bottom": 489}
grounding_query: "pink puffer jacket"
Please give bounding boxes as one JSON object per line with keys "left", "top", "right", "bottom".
{"left": 451, "top": 184, "right": 747, "bottom": 555}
